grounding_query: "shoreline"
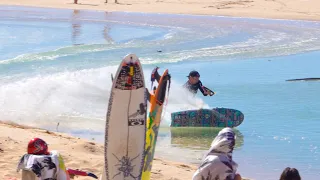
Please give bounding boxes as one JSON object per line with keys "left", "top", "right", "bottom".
{"left": 2, "top": 4, "right": 320, "bottom": 24}
{"left": 0, "top": 121, "right": 251, "bottom": 179}
{"left": 0, "top": 0, "right": 319, "bottom": 22}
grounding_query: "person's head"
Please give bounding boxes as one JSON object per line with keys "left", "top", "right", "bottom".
{"left": 199, "top": 128, "right": 238, "bottom": 179}
{"left": 280, "top": 167, "right": 301, "bottom": 180}
{"left": 187, "top": 71, "right": 200, "bottom": 84}
{"left": 27, "top": 138, "right": 49, "bottom": 155}
{"left": 208, "top": 127, "right": 236, "bottom": 155}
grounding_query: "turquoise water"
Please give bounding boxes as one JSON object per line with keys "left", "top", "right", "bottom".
{"left": 1, "top": 5, "right": 320, "bottom": 179}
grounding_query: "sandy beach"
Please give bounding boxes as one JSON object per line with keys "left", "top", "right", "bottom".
{"left": 0, "top": 121, "right": 252, "bottom": 179}
{"left": 0, "top": 121, "right": 201, "bottom": 180}
{"left": 0, "top": 0, "right": 319, "bottom": 21}
{"left": 0, "top": 0, "right": 317, "bottom": 179}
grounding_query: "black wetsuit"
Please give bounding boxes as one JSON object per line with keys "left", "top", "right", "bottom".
{"left": 183, "top": 80, "right": 207, "bottom": 96}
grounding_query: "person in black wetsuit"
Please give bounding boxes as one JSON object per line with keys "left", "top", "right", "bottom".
{"left": 183, "top": 70, "right": 208, "bottom": 96}
{"left": 151, "top": 68, "right": 208, "bottom": 96}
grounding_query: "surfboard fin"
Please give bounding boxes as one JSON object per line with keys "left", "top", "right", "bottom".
{"left": 153, "top": 86, "right": 157, "bottom": 94}
{"left": 145, "top": 88, "right": 154, "bottom": 103}
{"left": 151, "top": 67, "right": 160, "bottom": 89}
{"left": 165, "top": 74, "right": 171, "bottom": 106}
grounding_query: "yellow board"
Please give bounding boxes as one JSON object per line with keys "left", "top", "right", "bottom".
{"left": 142, "top": 69, "right": 170, "bottom": 180}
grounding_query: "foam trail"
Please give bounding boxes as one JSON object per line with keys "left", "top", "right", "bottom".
{"left": 142, "top": 69, "right": 210, "bottom": 126}
{"left": 0, "top": 66, "right": 117, "bottom": 129}
{"left": 160, "top": 80, "right": 210, "bottom": 126}
{"left": 0, "top": 66, "right": 209, "bottom": 129}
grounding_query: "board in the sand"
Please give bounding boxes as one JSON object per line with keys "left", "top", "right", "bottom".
{"left": 103, "top": 54, "right": 147, "bottom": 180}
{"left": 170, "top": 108, "right": 244, "bottom": 127}
{"left": 141, "top": 69, "right": 171, "bottom": 180}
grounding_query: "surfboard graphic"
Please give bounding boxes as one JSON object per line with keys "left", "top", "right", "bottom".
{"left": 141, "top": 69, "right": 170, "bottom": 180}
{"left": 103, "top": 54, "right": 147, "bottom": 180}
{"left": 170, "top": 108, "right": 244, "bottom": 127}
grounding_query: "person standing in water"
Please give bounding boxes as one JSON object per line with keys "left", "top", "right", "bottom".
{"left": 151, "top": 68, "right": 209, "bottom": 96}
{"left": 183, "top": 70, "right": 209, "bottom": 96}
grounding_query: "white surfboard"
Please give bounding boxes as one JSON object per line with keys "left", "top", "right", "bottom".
{"left": 102, "top": 54, "right": 147, "bottom": 180}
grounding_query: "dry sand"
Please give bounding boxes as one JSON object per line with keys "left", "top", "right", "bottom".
{"left": 0, "top": 121, "right": 198, "bottom": 180}
{"left": 0, "top": 0, "right": 319, "bottom": 21}
{"left": 0, "top": 0, "right": 307, "bottom": 179}
{"left": 0, "top": 121, "right": 251, "bottom": 179}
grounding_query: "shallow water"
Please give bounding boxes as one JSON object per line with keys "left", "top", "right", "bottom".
{"left": 1, "top": 5, "right": 320, "bottom": 179}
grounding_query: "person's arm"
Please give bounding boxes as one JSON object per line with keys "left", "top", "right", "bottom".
{"left": 193, "top": 158, "right": 238, "bottom": 180}
{"left": 192, "top": 161, "right": 212, "bottom": 180}
{"left": 67, "top": 168, "right": 98, "bottom": 179}
{"left": 198, "top": 81, "right": 208, "bottom": 96}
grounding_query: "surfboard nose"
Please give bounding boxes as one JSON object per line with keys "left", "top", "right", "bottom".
{"left": 123, "top": 54, "right": 139, "bottom": 63}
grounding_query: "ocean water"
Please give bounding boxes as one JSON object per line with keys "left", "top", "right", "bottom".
{"left": 1, "top": 5, "right": 320, "bottom": 180}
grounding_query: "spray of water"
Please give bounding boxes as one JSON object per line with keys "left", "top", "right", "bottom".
{"left": 0, "top": 66, "right": 209, "bottom": 130}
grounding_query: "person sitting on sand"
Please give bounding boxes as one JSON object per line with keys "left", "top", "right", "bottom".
{"left": 192, "top": 127, "right": 242, "bottom": 180}
{"left": 16, "top": 138, "right": 97, "bottom": 180}
{"left": 279, "top": 167, "right": 301, "bottom": 180}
